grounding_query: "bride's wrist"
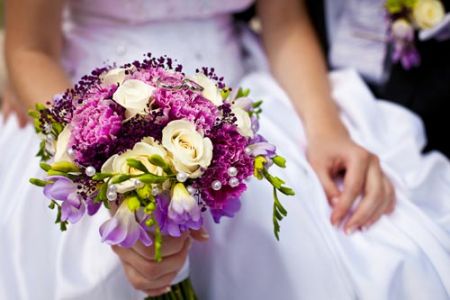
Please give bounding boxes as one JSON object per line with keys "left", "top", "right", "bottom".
{"left": 304, "top": 117, "right": 349, "bottom": 142}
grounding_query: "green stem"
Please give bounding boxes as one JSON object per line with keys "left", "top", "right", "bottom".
{"left": 144, "top": 278, "right": 197, "bottom": 300}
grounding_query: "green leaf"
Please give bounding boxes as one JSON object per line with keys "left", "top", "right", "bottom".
{"left": 221, "top": 88, "right": 231, "bottom": 100}
{"left": 92, "top": 173, "right": 113, "bottom": 181}
{"left": 272, "top": 155, "right": 286, "bottom": 168}
{"left": 262, "top": 169, "right": 284, "bottom": 189}
{"left": 29, "top": 178, "right": 51, "bottom": 187}
{"left": 236, "top": 87, "right": 250, "bottom": 98}
{"left": 126, "top": 158, "right": 148, "bottom": 173}
{"left": 136, "top": 184, "right": 152, "bottom": 200}
{"left": 28, "top": 109, "right": 40, "bottom": 119}
{"left": 279, "top": 186, "right": 295, "bottom": 196}
{"left": 148, "top": 154, "right": 172, "bottom": 174}
{"left": 52, "top": 122, "right": 64, "bottom": 135}
{"left": 95, "top": 182, "right": 108, "bottom": 203}
{"left": 138, "top": 173, "right": 168, "bottom": 184}
{"left": 48, "top": 201, "right": 56, "bottom": 210}
{"left": 272, "top": 187, "right": 288, "bottom": 241}
{"left": 251, "top": 100, "right": 263, "bottom": 109}
{"left": 35, "top": 103, "right": 47, "bottom": 111}
{"left": 47, "top": 170, "right": 69, "bottom": 176}
{"left": 110, "top": 174, "right": 133, "bottom": 184}
{"left": 39, "top": 162, "right": 52, "bottom": 172}
{"left": 51, "top": 161, "right": 80, "bottom": 173}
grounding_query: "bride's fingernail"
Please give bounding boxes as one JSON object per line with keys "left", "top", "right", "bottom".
{"left": 345, "top": 226, "right": 355, "bottom": 235}
{"left": 331, "top": 197, "right": 339, "bottom": 206}
{"left": 164, "top": 287, "right": 172, "bottom": 293}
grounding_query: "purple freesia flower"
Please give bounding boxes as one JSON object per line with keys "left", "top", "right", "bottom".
{"left": 154, "top": 192, "right": 202, "bottom": 237}
{"left": 169, "top": 183, "right": 202, "bottom": 224}
{"left": 99, "top": 199, "right": 152, "bottom": 248}
{"left": 247, "top": 135, "right": 277, "bottom": 157}
{"left": 43, "top": 176, "right": 86, "bottom": 223}
{"left": 206, "top": 184, "right": 245, "bottom": 223}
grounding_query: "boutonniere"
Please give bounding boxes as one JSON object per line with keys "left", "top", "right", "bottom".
{"left": 386, "top": 0, "right": 450, "bottom": 69}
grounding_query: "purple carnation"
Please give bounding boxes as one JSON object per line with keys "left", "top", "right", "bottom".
{"left": 152, "top": 88, "right": 218, "bottom": 133}
{"left": 69, "top": 93, "right": 124, "bottom": 168}
{"left": 198, "top": 123, "right": 253, "bottom": 222}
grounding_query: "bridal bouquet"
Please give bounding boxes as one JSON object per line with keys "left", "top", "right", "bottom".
{"left": 29, "top": 54, "right": 294, "bottom": 299}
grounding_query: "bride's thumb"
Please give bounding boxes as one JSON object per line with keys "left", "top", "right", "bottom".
{"left": 190, "top": 227, "right": 209, "bottom": 242}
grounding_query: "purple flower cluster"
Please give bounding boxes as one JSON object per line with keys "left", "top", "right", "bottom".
{"left": 152, "top": 88, "right": 218, "bottom": 133}
{"left": 199, "top": 123, "right": 253, "bottom": 222}
{"left": 69, "top": 96, "right": 124, "bottom": 168}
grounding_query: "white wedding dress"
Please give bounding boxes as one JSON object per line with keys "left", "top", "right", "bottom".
{"left": 1, "top": 1, "right": 449, "bottom": 299}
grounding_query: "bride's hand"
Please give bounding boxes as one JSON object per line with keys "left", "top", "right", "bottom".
{"left": 112, "top": 228, "right": 208, "bottom": 296}
{"left": 307, "top": 132, "right": 395, "bottom": 234}
{"left": 1, "top": 84, "right": 29, "bottom": 128}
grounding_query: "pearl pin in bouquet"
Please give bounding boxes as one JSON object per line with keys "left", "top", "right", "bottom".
{"left": 29, "top": 54, "right": 295, "bottom": 299}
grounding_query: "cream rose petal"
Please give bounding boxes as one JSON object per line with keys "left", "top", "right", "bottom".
{"left": 112, "top": 79, "right": 155, "bottom": 119}
{"left": 54, "top": 126, "right": 73, "bottom": 163}
{"left": 102, "top": 68, "right": 127, "bottom": 86}
{"left": 232, "top": 106, "right": 254, "bottom": 138}
{"left": 162, "top": 120, "right": 213, "bottom": 178}
{"left": 189, "top": 73, "right": 223, "bottom": 106}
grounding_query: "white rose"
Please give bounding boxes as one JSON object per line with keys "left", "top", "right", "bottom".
{"left": 102, "top": 68, "right": 127, "bottom": 86}
{"left": 231, "top": 106, "right": 254, "bottom": 138}
{"left": 414, "top": 0, "right": 445, "bottom": 29}
{"left": 188, "top": 73, "right": 223, "bottom": 106}
{"left": 54, "top": 126, "right": 73, "bottom": 163}
{"left": 101, "top": 138, "right": 168, "bottom": 193}
{"left": 112, "top": 79, "right": 155, "bottom": 119}
{"left": 162, "top": 120, "right": 213, "bottom": 178}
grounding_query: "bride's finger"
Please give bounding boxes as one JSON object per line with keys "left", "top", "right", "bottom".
{"left": 314, "top": 165, "right": 340, "bottom": 204}
{"left": 2, "top": 99, "right": 12, "bottom": 123}
{"left": 134, "top": 232, "right": 189, "bottom": 259}
{"left": 344, "top": 159, "right": 384, "bottom": 233}
{"left": 364, "top": 178, "right": 395, "bottom": 229}
{"left": 331, "top": 155, "right": 368, "bottom": 226}
{"left": 123, "top": 262, "right": 174, "bottom": 293}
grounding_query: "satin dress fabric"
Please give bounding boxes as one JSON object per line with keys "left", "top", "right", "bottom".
{"left": 0, "top": 0, "right": 449, "bottom": 299}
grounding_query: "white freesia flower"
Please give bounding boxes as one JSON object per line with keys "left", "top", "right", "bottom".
{"left": 101, "top": 138, "right": 169, "bottom": 193}
{"left": 188, "top": 73, "right": 223, "bottom": 106}
{"left": 112, "top": 79, "right": 155, "bottom": 119}
{"left": 169, "top": 183, "right": 201, "bottom": 222}
{"left": 232, "top": 106, "right": 254, "bottom": 138}
{"left": 162, "top": 120, "right": 213, "bottom": 178}
{"left": 102, "top": 68, "right": 127, "bottom": 86}
{"left": 54, "top": 126, "right": 73, "bottom": 163}
{"left": 414, "top": 0, "right": 445, "bottom": 29}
